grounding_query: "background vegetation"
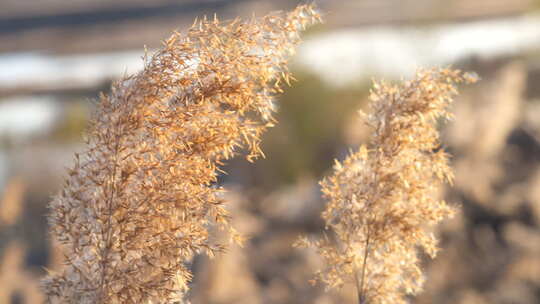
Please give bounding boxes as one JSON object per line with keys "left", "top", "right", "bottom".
{"left": 0, "top": 1, "right": 539, "bottom": 303}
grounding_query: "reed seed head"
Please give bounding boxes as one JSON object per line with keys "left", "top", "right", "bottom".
{"left": 296, "top": 68, "right": 476, "bottom": 304}
{"left": 43, "top": 5, "right": 320, "bottom": 303}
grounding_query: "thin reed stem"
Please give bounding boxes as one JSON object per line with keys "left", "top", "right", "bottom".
{"left": 358, "top": 224, "right": 371, "bottom": 304}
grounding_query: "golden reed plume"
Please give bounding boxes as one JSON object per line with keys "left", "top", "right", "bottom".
{"left": 297, "top": 68, "right": 477, "bottom": 304}
{"left": 44, "top": 5, "right": 320, "bottom": 303}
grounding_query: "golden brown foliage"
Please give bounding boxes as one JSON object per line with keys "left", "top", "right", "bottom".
{"left": 43, "top": 5, "right": 320, "bottom": 303}
{"left": 296, "top": 68, "right": 476, "bottom": 303}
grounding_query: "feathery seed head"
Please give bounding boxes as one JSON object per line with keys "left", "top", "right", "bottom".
{"left": 296, "top": 68, "right": 476, "bottom": 304}
{"left": 43, "top": 5, "right": 320, "bottom": 303}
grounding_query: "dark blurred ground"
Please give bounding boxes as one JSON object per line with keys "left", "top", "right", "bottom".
{"left": 1, "top": 0, "right": 539, "bottom": 303}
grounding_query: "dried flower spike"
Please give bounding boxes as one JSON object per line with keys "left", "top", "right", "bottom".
{"left": 43, "top": 5, "right": 320, "bottom": 304}
{"left": 296, "top": 68, "right": 476, "bottom": 304}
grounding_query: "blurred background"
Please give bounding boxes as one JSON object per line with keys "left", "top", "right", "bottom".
{"left": 1, "top": 0, "right": 540, "bottom": 303}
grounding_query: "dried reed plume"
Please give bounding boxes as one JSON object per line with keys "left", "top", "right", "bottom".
{"left": 44, "top": 5, "right": 320, "bottom": 303}
{"left": 296, "top": 68, "right": 476, "bottom": 303}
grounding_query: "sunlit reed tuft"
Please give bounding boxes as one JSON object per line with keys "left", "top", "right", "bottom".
{"left": 43, "top": 5, "right": 320, "bottom": 303}
{"left": 296, "top": 68, "right": 476, "bottom": 304}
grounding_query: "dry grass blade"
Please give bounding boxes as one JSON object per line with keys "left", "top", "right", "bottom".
{"left": 0, "top": 177, "right": 25, "bottom": 226}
